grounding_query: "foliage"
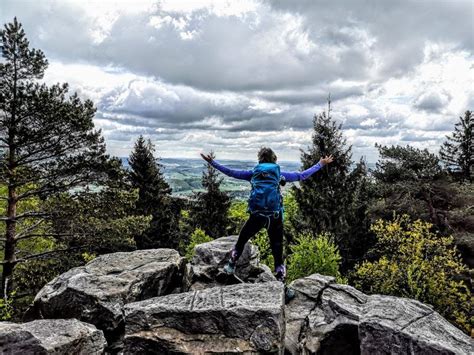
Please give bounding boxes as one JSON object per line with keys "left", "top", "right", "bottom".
{"left": 253, "top": 230, "right": 274, "bottom": 271}
{"left": 440, "top": 110, "right": 473, "bottom": 182}
{"left": 352, "top": 215, "right": 472, "bottom": 333}
{"left": 184, "top": 228, "right": 212, "bottom": 261}
{"left": 227, "top": 200, "right": 248, "bottom": 235}
{"left": 0, "top": 18, "right": 114, "bottom": 296}
{"left": 0, "top": 291, "right": 15, "bottom": 320}
{"left": 294, "top": 104, "right": 373, "bottom": 270}
{"left": 191, "top": 152, "right": 231, "bottom": 239}
{"left": 287, "top": 232, "right": 343, "bottom": 283}
{"left": 47, "top": 187, "right": 151, "bottom": 255}
{"left": 128, "top": 135, "right": 180, "bottom": 249}
{"left": 370, "top": 144, "right": 462, "bottom": 237}
{"left": 128, "top": 135, "right": 171, "bottom": 215}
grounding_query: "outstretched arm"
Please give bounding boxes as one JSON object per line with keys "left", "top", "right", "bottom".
{"left": 281, "top": 155, "right": 334, "bottom": 182}
{"left": 201, "top": 153, "right": 252, "bottom": 181}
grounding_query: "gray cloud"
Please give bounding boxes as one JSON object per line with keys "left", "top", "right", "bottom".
{"left": 1, "top": 0, "right": 472, "bottom": 162}
{"left": 414, "top": 91, "right": 451, "bottom": 113}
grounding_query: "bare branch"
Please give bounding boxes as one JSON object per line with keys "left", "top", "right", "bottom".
{"left": 4, "top": 246, "right": 83, "bottom": 264}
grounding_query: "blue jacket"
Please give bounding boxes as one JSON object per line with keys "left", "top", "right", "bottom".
{"left": 209, "top": 160, "right": 324, "bottom": 182}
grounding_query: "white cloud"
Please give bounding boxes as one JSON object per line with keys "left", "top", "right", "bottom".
{"left": 2, "top": 0, "right": 473, "bottom": 163}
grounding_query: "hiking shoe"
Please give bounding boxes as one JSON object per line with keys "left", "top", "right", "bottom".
{"left": 275, "top": 264, "right": 286, "bottom": 282}
{"left": 224, "top": 248, "right": 238, "bottom": 274}
{"left": 285, "top": 286, "right": 295, "bottom": 304}
{"left": 223, "top": 260, "right": 236, "bottom": 274}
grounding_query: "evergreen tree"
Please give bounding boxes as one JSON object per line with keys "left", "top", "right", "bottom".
{"left": 440, "top": 110, "right": 473, "bottom": 182}
{"left": 128, "top": 135, "right": 178, "bottom": 249}
{"left": 294, "top": 100, "right": 371, "bottom": 270}
{"left": 371, "top": 144, "right": 448, "bottom": 228}
{"left": 128, "top": 135, "right": 171, "bottom": 215}
{"left": 191, "top": 151, "right": 230, "bottom": 239}
{"left": 0, "top": 18, "right": 112, "bottom": 296}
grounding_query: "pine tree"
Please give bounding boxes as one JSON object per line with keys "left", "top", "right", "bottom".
{"left": 0, "top": 18, "right": 111, "bottom": 296}
{"left": 294, "top": 99, "right": 371, "bottom": 270}
{"left": 191, "top": 151, "right": 230, "bottom": 239}
{"left": 128, "top": 135, "right": 177, "bottom": 249}
{"left": 128, "top": 135, "right": 171, "bottom": 215}
{"left": 440, "top": 110, "right": 473, "bottom": 182}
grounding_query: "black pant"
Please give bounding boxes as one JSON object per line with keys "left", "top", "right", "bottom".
{"left": 235, "top": 212, "right": 284, "bottom": 268}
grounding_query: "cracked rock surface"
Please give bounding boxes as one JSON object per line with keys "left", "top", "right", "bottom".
{"left": 285, "top": 274, "right": 473, "bottom": 355}
{"left": 15, "top": 237, "right": 473, "bottom": 354}
{"left": 123, "top": 281, "right": 285, "bottom": 354}
{"left": 25, "top": 249, "right": 185, "bottom": 352}
{"left": 184, "top": 235, "right": 276, "bottom": 291}
{"left": 0, "top": 319, "right": 106, "bottom": 354}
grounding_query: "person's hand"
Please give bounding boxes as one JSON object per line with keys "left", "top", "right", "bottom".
{"left": 319, "top": 155, "right": 334, "bottom": 166}
{"left": 200, "top": 153, "right": 213, "bottom": 163}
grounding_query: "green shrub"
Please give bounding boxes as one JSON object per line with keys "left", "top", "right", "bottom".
{"left": 227, "top": 200, "right": 248, "bottom": 235}
{"left": 184, "top": 228, "right": 213, "bottom": 261}
{"left": 352, "top": 215, "right": 472, "bottom": 334}
{"left": 253, "top": 230, "right": 274, "bottom": 271}
{"left": 287, "top": 232, "right": 343, "bottom": 283}
{"left": 0, "top": 292, "right": 14, "bottom": 321}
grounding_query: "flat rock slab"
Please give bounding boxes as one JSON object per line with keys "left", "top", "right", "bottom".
{"left": 185, "top": 236, "right": 276, "bottom": 291}
{"left": 27, "top": 249, "right": 185, "bottom": 349}
{"left": 286, "top": 273, "right": 474, "bottom": 355}
{"left": 0, "top": 319, "right": 106, "bottom": 354}
{"left": 360, "top": 295, "right": 474, "bottom": 355}
{"left": 123, "top": 281, "right": 285, "bottom": 353}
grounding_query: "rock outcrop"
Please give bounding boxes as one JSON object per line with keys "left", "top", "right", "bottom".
{"left": 123, "top": 281, "right": 285, "bottom": 354}
{"left": 20, "top": 237, "right": 473, "bottom": 354}
{"left": 25, "top": 249, "right": 185, "bottom": 352}
{"left": 184, "top": 235, "right": 275, "bottom": 290}
{"left": 0, "top": 319, "right": 106, "bottom": 354}
{"left": 286, "top": 274, "right": 473, "bottom": 355}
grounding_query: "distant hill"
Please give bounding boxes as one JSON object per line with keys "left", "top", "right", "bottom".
{"left": 119, "top": 157, "right": 375, "bottom": 198}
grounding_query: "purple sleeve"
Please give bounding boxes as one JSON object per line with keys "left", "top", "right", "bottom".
{"left": 210, "top": 160, "right": 253, "bottom": 181}
{"left": 281, "top": 162, "right": 323, "bottom": 182}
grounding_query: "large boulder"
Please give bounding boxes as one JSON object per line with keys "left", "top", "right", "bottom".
{"left": 26, "top": 249, "right": 185, "bottom": 352}
{"left": 0, "top": 319, "right": 106, "bottom": 354}
{"left": 285, "top": 274, "right": 473, "bottom": 355}
{"left": 184, "top": 235, "right": 276, "bottom": 290}
{"left": 123, "top": 281, "right": 285, "bottom": 354}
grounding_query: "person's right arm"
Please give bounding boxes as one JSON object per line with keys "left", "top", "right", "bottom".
{"left": 210, "top": 160, "right": 253, "bottom": 181}
{"left": 200, "top": 153, "right": 252, "bottom": 181}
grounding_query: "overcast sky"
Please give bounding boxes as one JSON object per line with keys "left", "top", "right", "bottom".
{"left": 1, "top": 0, "right": 473, "bottom": 162}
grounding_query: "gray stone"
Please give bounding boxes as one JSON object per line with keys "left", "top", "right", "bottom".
{"left": 27, "top": 249, "right": 185, "bottom": 351}
{"left": 360, "top": 295, "right": 474, "bottom": 355}
{"left": 0, "top": 319, "right": 106, "bottom": 354}
{"left": 184, "top": 235, "right": 276, "bottom": 290}
{"left": 123, "top": 281, "right": 285, "bottom": 354}
{"left": 285, "top": 273, "right": 474, "bottom": 355}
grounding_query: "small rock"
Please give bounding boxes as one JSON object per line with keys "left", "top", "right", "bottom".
{"left": 26, "top": 249, "right": 185, "bottom": 352}
{"left": 0, "top": 319, "right": 106, "bottom": 354}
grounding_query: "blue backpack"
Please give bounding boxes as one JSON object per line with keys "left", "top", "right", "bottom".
{"left": 248, "top": 163, "right": 282, "bottom": 216}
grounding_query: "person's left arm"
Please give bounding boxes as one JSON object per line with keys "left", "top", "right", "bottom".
{"left": 281, "top": 155, "right": 334, "bottom": 182}
{"left": 281, "top": 162, "right": 323, "bottom": 182}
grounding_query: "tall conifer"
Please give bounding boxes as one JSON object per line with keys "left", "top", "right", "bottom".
{"left": 440, "top": 110, "right": 473, "bottom": 182}
{"left": 0, "top": 18, "right": 110, "bottom": 296}
{"left": 191, "top": 151, "right": 230, "bottom": 239}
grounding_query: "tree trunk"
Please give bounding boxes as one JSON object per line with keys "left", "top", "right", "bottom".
{"left": 2, "top": 185, "right": 17, "bottom": 299}
{"left": 1, "top": 39, "right": 18, "bottom": 299}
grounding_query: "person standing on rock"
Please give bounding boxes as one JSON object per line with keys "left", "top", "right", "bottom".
{"left": 200, "top": 147, "right": 334, "bottom": 294}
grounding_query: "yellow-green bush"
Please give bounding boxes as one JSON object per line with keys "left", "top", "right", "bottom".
{"left": 253, "top": 230, "right": 274, "bottom": 271}
{"left": 352, "top": 215, "right": 472, "bottom": 333}
{"left": 184, "top": 228, "right": 213, "bottom": 261}
{"left": 287, "top": 232, "right": 343, "bottom": 283}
